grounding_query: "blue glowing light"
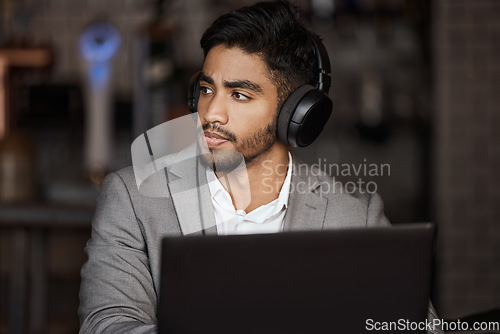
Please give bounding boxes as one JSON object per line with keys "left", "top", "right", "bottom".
{"left": 79, "top": 22, "right": 121, "bottom": 62}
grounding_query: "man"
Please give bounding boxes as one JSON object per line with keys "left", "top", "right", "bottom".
{"left": 79, "top": 1, "right": 442, "bottom": 333}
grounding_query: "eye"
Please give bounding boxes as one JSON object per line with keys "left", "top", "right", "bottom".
{"left": 200, "top": 86, "right": 213, "bottom": 95}
{"left": 232, "top": 91, "right": 251, "bottom": 101}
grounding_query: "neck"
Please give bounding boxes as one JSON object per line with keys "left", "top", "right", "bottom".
{"left": 216, "top": 143, "right": 289, "bottom": 213}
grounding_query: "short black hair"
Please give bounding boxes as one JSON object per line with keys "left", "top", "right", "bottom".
{"left": 200, "top": 0, "right": 318, "bottom": 108}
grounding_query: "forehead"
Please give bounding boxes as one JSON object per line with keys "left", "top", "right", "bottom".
{"left": 202, "top": 45, "right": 274, "bottom": 86}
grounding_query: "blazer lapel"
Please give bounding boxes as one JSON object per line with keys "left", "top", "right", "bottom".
{"left": 164, "top": 149, "right": 329, "bottom": 235}
{"left": 165, "top": 145, "right": 217, "bottom": 236}
{"left": 283, "top": 158, "right": 328, "bottom": 231}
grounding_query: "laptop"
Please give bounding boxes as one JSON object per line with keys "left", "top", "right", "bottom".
{"left": 158, "top": 223, "right": 436, "bottom": 334}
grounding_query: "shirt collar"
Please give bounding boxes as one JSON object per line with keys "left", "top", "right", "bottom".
{"left": 276, "top": 151, "right": 293, "bottom": 209}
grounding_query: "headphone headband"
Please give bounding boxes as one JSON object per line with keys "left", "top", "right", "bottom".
{"left": 312, "top": 36, "right": 331, "bottom": 95}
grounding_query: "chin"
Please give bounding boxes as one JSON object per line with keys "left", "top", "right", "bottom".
{"left": 199, "top": 149, "right": 245, "bottom": 173}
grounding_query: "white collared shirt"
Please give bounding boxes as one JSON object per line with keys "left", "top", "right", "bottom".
{"left": 206, "top": 153, "right": 292, "bottom": 235}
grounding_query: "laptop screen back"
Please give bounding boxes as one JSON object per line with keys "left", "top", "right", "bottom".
{"left": 158, "top": 223, "right": 436, "bottom": 334}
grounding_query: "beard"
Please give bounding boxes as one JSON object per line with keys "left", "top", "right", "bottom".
{"left": 198, "top": 115, "right": 278, "bottom": 173}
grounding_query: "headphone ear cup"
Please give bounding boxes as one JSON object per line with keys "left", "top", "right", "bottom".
{"left": 188, "top": 71, "right": 201, "bottom": 114}
{"left": 277, "top": 85, "right": 333, "bottom": 147}
{"left": 278, "top": 85, "right": 315, "bottom": 145}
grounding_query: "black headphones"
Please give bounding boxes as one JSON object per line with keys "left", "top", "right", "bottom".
{"left": 187, "top": 36, "right": 333, "bottom": 148}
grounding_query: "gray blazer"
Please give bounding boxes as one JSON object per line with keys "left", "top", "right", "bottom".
{"left": 78, "top": 152, "right": 442, "bottom": 334}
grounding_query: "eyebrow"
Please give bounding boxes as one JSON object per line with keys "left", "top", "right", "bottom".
{"left": 200, "top": 72, "right": 263, "bottom": 94}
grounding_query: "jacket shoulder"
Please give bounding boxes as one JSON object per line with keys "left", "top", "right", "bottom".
{"left": 291, "top": 157, "right": 390, "bottom": 227}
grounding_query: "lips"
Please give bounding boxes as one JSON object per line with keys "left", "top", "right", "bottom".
{"left": 204, "top": 131, "right": 229, "bottom": 147}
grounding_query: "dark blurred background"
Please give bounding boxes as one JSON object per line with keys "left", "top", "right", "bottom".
{"left": 0, "top": 0, "right": 498, "bottom": 333}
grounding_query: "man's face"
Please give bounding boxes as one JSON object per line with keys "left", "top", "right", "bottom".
{"left": 197, "top": 45, "right": 281, "bottom": 172}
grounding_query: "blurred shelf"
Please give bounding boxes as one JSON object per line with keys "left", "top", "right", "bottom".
{"left": 0, "top": 48, "right": 52, "bottom": 68}
{"left": 0, "top": 202, "right": 94, "bottom": 229}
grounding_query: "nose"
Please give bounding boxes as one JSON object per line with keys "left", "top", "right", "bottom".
{"left": 201, "top": 91, "right": 228, "bottom": 125}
